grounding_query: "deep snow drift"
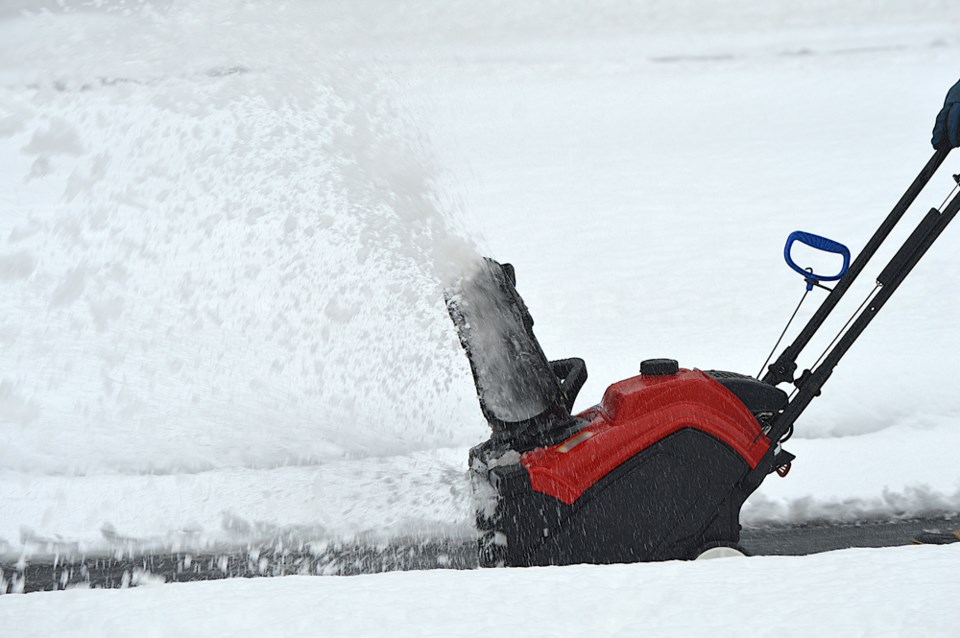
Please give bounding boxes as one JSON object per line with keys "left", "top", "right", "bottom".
{"left": 1, "top": 0, "right": 959, "bottom": 575}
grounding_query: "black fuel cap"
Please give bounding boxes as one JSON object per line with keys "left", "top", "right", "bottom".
{"left": 640, "top": 358, "right": 679, "bottom": 375}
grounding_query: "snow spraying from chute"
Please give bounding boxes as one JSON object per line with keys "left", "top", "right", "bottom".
{"left": 0, "top": 2, "right": 485, "bottom": 474}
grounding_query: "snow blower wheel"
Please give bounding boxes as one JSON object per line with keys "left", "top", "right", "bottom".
{"left": 695, "top": 542, "right": 750, "bottom": 560}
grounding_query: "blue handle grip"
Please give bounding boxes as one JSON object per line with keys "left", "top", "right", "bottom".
{"left": 784, "top": 231, "right": 851, "bottom": 285}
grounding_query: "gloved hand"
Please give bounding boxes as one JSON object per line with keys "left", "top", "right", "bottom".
{"left": 932, "top": 79, "right": 960, "bottom": 149}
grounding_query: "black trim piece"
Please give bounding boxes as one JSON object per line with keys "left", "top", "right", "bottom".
{"left": 705, "top": 370, "right": 788, "bottom": 414}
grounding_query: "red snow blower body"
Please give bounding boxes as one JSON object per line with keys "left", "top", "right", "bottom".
{"left": 446, "top": 148, "right": 957, "bottom": 567}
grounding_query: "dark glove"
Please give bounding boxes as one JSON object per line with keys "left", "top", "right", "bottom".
{"left": 932, "top": 79, "right": 960, "bottom": 149}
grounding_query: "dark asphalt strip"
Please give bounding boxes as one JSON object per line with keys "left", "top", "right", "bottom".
{"left": 2, "top": 516, "right": 957, "bottom": 594}
{"left": 740, "top": 516, "right": 959, "bottom": 556}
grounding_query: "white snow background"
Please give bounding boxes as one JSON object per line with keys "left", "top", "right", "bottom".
{"left": 1, "top": 0, "right": 959, "bottom": 633}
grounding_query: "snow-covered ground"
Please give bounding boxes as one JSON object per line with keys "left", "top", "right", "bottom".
{"left": 2, "top": 545, "right": 959, "bottom": 637}
{"left": 1, "top": 0, "right": 959, "bottom": 631}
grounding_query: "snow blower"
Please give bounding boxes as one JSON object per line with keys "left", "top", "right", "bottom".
{"left": 446, "top": 148, "right": 957, "bottom": 567}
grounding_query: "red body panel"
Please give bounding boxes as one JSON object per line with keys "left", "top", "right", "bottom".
{"left": 520, "top": 369, "right": 771, "bottom": 505}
